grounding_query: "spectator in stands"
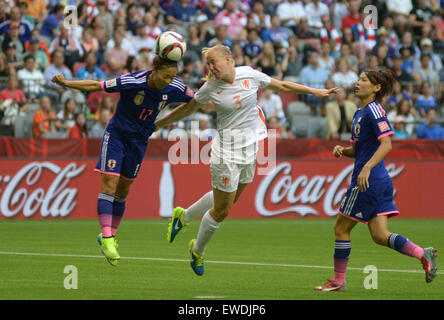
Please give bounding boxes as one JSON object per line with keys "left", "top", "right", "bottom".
{"left": 385, "top": 0, "right": 413, "bottom": 33}
{"left": 0, "top": 74, "right": 28, "bottom": 113}
{"left": 280, "top": 45, "right": 303, "bottom": 82}
{"left": 4, "top": 41, "right": 23, "bottom": 72}
{"left": 131, "top": 21, "right": 156, "bottom": 57}
{"left": 179, "top": 57, "right": 203, "bottom": 91}
{"left": 232, "top": 41, "right": 250, "bottom": 66}
{"left": 40, "top": 4, "right": 64, "bottom": 42}
{"left": 69, "top": 112, "right": 88, "bottom": 138}
{"left": 400, "top": 46, "right": 415, "bottom": 77}
{"left": 318, "top": 42, "right": 335, "bottom": 77}
{"left": 0, "top": 53, "right": 8, "bottom": 80}
{"left": 2, "top": 22, "right": 24, "bottom": 60}
{"left": 331, "top": 0, "right": 348, "bottom": 31}
{"left": 416, "top": 109, "right": 444, "bottom": 139}
{"left": 372, "top": 28, "right": 396, "bottom": 60}
{"left": 95, "top": 1, "right": 114, "bottom": 40}
{"left": 325, "top": 87, "right": 357, "bottom": 140}
{"left": 196, "top": 14, "right": 214, "bottom": 44}
{"left": 22, "top": 37, "right": 49, "bottom": 71}
{"left": 396, "top": 31, "right": 420, "bottom": 60}
{"left": 409, "top": 0, "right": 434, "bottom": 38}
{"left": 387, "top": 98, "right": 417, "bottom": 137}
{"left": 305, "top": 0, "right": 329, "bottom": 29}
{"left": 24, "top": 28, "right": 50, "bottom": 62}
{"left": 104, "top": 31, "right": 130, "bottom": 77}
{"left": 392, "top": 116, "right": 409, "bottom": 139}
{"left": 124, "top": 55, "right": 141, "bottom": 75}
{"left": 76, "top": 52, "right": 107, "bottom": 81}
{"left": 55, "top": 97, "right": 76, "bottom": 134}
{"left": 0, "top": 2, "right": 9, "bottom": 25}
{"left": 126, "top": 3, "right": 143, "bottom": 36}
{"left": 89, "top": 107, "right": 111, "bottom": 138}
{"left": 33, "top": 95, "right": 56, "bottom": 138}
{"left": 261, "top": 14, "right": 290, "bottom": 49}
{"left": 185, "top": 23, "right": 205, "bottom": 65}
{"left": 320, "top": 14, "right": 342, "bottom": 53}
{"left": 294, "top": 16, "right": 319, "bottom": 52}
{"left": 258, "top": 87, "right": 286, "bottom": 124}
{"left": 94, "top": 95, "right": 116, "bottom": 120}
{"left": 275, "top": 0, "right": 305, "bottom": 34}
{"left": 213, "top": 0, "right": 247, "bottom": 40}
{"left": 267, "top": 116, "right": 288, "bottom": 138}
{"left": 60, "top": 86, "right": 85, "bottom": 110}
{"left": 43, "top": 50, "right": 73, "bottom": 102}
{"left": 301, "top": 51, "right": 329, "bottom": 90}
{"left": 382, "top": 16, "right": 399, "bottom": 49}
{"left": 22, "top": 0, "right": 46, "bottom": 25}
{"left": 81, "top": 27, "right": 99, "bottom": 56}
{"left": 207, "top": 24, "right": 232, "bottom": 48}
{"left": 412, "top": 53, "right": 440, "bottom": 95}
{"left": 105, "top": 24, "right": 136, "bottom": 57}
{"left": 414, "top": 38, "right": 443, "bottom": 72}
{"left": 331, "top": 59, "right": 358, "bottom": 91}
{"left": 49, "top": 22, "right": 84, "bottom": 69}
{"left": 0, "top": 6, "right": 33, "bottom": 43}
{"left": 256, "top": 41, "right": 280, "bottom": 77}
{"left": 416, "top": 81, "right": 438, "bottom": 118}
{"left": 241, "top": 28, "right": 262, "bottom": 65}
{"left": 336, "top": 43, "right": 358, "bottom": 73}
{"left": 250, "top": 0, "right": 271, "bottom": 31}
{"left": 387, "top": 80, "right": 411, "bottom": 110}
{"left": 341, "top": 0, "right": 361, "bottom": 29}
{"left": 17, "top": 54, "right": 45, "bottom": 101}
{"left": 143, "top": 11, "right": 164, "bottom": 42}
{"left": 392, "top": 55, "right": 412, "bottom": 84}
{"left": 166, "top": 0, "right": 197, "bottom": 26}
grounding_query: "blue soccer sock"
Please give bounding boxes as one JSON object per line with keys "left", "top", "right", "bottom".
{"left": 334, "top": 240, "right": 351, "bottom": 285}
{"left": 112, "top": 197, "right": 126, "bottom": 236}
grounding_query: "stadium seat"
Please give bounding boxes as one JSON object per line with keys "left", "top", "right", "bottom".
{"left": 279, "top": 92, "right": 298, "bottom": 109}
{"left": 45, "top": 131, "right": 67, "bottom": 139}
{"left": 287, "top": 101, "right": 311, "bottom": 115}
{"left": 23, "top": 112, "right": 35, "bottom": 138}
{"left": 14, "top": 115, "right": 26, "bottom": 137}
{"left": 307, "top": 116, "right": 328, "bottom": 139}
{"left": 0, "top": 124, "right": 13, "bottom": 136}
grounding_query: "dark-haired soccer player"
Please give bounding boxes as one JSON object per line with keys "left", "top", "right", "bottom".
{"left": 52, "top": 56, "right": 195, "bottom": 266}
{"left": 315, "top": 69, "right": 438, "bottom": 291}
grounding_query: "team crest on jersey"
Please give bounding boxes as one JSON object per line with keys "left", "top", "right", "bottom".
{"left": 354, "top": 123, "right": 361, "bottom": 136}
{"left": 134, "top": 91, "right": 145, "bottom": 105}
{"left": 107, "top": 159, "right": 116, "bottom": 170}
{"left": 222, "top": 177, "right": 230, "bottom": 186}
{"left": 241, "top": 79, "right": 250, "bottom": 90}
{"left": 106, "top": 78, "right": 117, "bottom": 88}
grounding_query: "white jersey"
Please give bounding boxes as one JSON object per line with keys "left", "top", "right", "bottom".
{"left": 194, "top": 66, "right": 270, "bottom": 163}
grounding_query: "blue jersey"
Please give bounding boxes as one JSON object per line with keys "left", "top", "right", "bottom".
{"left": 350, "top": 101, "right": 394, "bottom": 184}
{"left": 101, "top": 70, "right": 194, "bottom": 139}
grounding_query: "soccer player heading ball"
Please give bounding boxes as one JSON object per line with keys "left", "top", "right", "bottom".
{"left": 52, "top": 53, "right": 198, "bottom": 266}
{"left": 314, "top": 69, "right": 438, "bottom": 292}
{"left": 155, "top": 44, "right": 338, "bottom": 276}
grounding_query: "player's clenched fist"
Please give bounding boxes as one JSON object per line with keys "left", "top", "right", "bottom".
{"left": 52, "top": 73, "right": 66, "bottom": 86}
{"left": 333, "top": 145, "right": 345, "bottom": 157}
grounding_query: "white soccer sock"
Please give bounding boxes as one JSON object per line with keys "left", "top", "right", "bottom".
{"left": 184, "top": 191, "right": 213, "bottom": 224}
{"left": 193, "top": 210, "right": 221, "bottom": 255}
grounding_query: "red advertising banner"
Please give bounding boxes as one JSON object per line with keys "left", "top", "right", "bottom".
{"left": 0, "top": 159, "right": 443, "bottom": 219}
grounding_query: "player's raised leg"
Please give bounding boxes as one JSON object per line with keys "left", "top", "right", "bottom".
{"left": 315, "top": 214, "right": 357, "bottom": 291}
{"left": 368, "top": 215, "right": 438, "bottom": 283}
{"left": 96, "top": 174, "right": 120, "bottom": 266}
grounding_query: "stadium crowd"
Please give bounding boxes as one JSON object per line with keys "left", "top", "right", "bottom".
{"left": 1, "top": 0, "right": 444, "bottom": 140}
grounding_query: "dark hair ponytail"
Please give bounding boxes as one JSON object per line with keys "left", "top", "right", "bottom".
{"left": 364, "top": 68, "right": 395, "bottom": 102}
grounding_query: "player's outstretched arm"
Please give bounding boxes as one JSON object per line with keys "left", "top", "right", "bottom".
{"left": 266, "top": 78, "right": 339, "bottom": 98}
{"left": 52, "top": 73, "right": 102, "bottom": 92}
{"left": 155, "top": 98, "right": 203, "bottom": 129}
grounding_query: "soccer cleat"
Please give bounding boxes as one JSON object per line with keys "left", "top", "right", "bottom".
{"left": 167, "top": 207, "right": 187, "bottom": 243}
{"left": 314, "top": 278, "right": 348, "bottom": 292}
{"left": 97, "top": 233, "right": 120, "bottom": 266}
{"left": 421, "top": 247, "right": 438, "bottom": 283}
{"left": 188, "top": 239, "right": 204, "bottom": 276}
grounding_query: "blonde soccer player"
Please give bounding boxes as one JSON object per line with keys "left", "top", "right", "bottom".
{"left": 155, "top": 44, "right": 337, "bottom": 275}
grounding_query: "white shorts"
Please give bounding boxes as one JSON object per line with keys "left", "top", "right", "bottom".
{"left": 210, "top": 161, "right": 256, "bottom": 193}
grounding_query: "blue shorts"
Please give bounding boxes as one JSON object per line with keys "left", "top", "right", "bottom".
{"left": 338, "top": 180, "right": 399, "bottom": 224}
{"left": 94, "top": 129, "right": 147, "bottom": 181}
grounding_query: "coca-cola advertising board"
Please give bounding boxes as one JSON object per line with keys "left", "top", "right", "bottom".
{"left": 0, "top": 159, "right": 443, "bottom": 219}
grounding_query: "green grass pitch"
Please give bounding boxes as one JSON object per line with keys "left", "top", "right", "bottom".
{"left": 0, "top": 218, "right": 442, "bottom": 300}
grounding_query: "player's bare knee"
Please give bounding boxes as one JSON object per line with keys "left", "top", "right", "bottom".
{"left": 101, "top": 175, "right": 119, "bottom": 195}
{"left": 212, "top": 207, "right": 230, "bottom": 222}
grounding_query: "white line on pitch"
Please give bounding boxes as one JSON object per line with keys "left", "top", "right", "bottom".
{"left": 0, "top": 251, "right": 441, "bottom": 275}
